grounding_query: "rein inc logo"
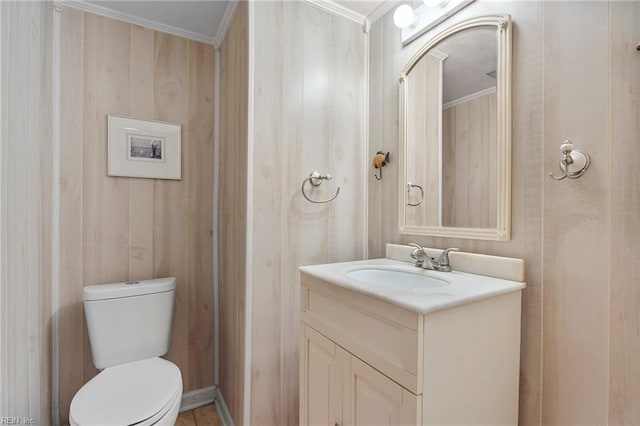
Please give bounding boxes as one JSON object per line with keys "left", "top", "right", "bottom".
{"left": 1, "top": 418, "right": 35, "bottom": 425}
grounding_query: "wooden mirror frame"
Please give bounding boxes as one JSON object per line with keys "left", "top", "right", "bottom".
{"left": 398, "top": 14, "right": 512, "bottom": 241}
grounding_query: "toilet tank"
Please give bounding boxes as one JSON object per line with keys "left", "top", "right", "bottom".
{"left": 83, "top": 277, "right": 175, "bottom": 369}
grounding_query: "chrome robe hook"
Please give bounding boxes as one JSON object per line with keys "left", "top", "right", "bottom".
{"left": 549, "top": 140, "right": 591, "bottom": 180}
{"left": 301, "top": 171, "right": 340, "bottom": 203}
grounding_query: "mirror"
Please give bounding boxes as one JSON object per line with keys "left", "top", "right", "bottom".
{"left": 399, "top": 15, "right": 511, "bottom": 241}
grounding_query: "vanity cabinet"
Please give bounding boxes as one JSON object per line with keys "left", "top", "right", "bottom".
{"left": 299, "top": 269, "right": 522, "bottom": 426}
{"left": 300, "top": 325, "right": 420, "bottom": 426}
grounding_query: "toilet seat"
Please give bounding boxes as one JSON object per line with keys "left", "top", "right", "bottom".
{"left": 70, "top": 357, "right": 182, "bottom": 425}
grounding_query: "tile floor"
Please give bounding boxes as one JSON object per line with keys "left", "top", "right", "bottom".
{"left": 176, "top": 403, "right": 222, "bottom": 426}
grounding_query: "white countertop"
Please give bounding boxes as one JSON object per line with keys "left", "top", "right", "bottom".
{"left": 299, "top": 258, "right": 526, "bottom": 315}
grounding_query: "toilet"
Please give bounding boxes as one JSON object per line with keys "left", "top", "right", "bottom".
{"left": 69, "top": 277, "right": 182, "bottom": 425}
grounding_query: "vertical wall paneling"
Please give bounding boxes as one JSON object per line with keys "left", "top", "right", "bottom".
{"left": 406, "top": 54, "right": 442, "bottom": 228}
{"left": 0, "top": 1, "right": 54, "bottom": 422}
{"left": 609, "top": 2, "right": 640, "bottom": 424}
{"left": 128, "top": 25, "right": 155, "bottom": 281}
{"left": 186, "top": 38, "right": 215, "bottom": 390}
{"left": 0, "top": 2, "right": 6, "bottom": 414}
{"left": 367, "top": 20, "right": 384, "bottom": 258}
{"left": 542, "top": 3, "right": 610, "bottom": 424}
{"left": 248, "top": 2, "right": 367, "bottom": 424}
{"left": 368, "top": 3, "right": 544, "bottom": 423}
{"left": 39, "top": 5, "right": 54, "bottom": 423}
{"left": 153, "top": 31, "right": 190, "bottom": 387}
{"left": 51, "top": 3, "right": 62, "bottom": 423}
{"left": 58, "top": 9, "right": 215, "bottom": 424}
{"left": 58, "top": 6, "right": 85, "bottom": 423}
{"left": 213, "top": 45, "right": 221, "bottom": 391}
{"left": 218, "top": 2, "right": 248, "bottom": 424}
{"left": 441, "top": 92, "right": 497, "bottom": 228}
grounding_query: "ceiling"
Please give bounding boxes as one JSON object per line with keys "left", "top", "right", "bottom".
{"left": 88, "top": 1, "right": 231, "bottom": 40}
{"left": 335, "top": 1, "right": 392, "bottom": 17}
{"left": 85, "top": 0, "right": 395, "bottom": 45}
{"left": 437, "top": 27, "right": 498, "bottom": 104}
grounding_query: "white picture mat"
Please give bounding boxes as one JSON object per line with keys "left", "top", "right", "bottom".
{"left": 108, "top": 114, "right": 181, "bottom": 180}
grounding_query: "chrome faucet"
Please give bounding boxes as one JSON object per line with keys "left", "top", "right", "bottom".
{"left": 408, "top": 243, "right": 460, "bottom": 272}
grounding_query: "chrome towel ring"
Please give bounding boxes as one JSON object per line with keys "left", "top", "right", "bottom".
{"left": 302, "top": 171, "right": 340, "bottom": 204}
{"left": 407, "top": 182, "right": 424, "bottom": 206}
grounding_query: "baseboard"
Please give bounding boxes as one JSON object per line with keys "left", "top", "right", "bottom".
{"left": 214, "top": 387, "right": 234, "bottom": 426}
{"left": 179, "top": 386, "right": 216, "bottom": 412}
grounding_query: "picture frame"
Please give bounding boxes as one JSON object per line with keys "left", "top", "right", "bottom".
{"left": 108, "top": 114, "right": 182, "bottom": 180}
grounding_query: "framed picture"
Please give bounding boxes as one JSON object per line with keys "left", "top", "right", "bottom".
{"left": 108, "top": 115, "right": 181, "bottom": 180}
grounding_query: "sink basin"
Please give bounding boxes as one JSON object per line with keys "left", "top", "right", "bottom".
{"left": 347, "top": 268, "right": 449, "bottom": 289}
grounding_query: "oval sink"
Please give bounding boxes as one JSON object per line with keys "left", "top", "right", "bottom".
{"left": 347, "top": 268, "right": 449, "bottom": 289}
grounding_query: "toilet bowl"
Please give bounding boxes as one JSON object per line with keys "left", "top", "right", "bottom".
{"left": 69, "top": 278, "right": 182, "bottom": 425}
{"left": 69, "top": 357, "right": 182, "bottom": 426}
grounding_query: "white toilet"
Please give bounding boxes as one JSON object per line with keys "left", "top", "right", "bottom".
{"left": 69, "top": 277, "right": 182, "bottom": 425}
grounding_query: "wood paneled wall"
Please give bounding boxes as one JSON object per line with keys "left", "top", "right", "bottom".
{"left": 441, "top": 91, "right": 497, "bottom": 228}
{"left": 541, "top": 3, "right": 609, "bottom": 423}
{"left": 248, "top": 2, "right": 367, "bottom": 424}
{"left": 58, "top": 8, "right": 215, "bottom": 424}
{"left": 0, "top": 1, "right": 54, "bottom": 422}
{"left": 370, "top": 1, "right": 640, "bottom": 424}
{"left": 218, "top": 2, "right": 248, "bottom": 425}
{"left": 608, "top": 2, "right": 640, "bottom": 423}
{"left": 405, "top": 53, "right": 442, "bottom": 227}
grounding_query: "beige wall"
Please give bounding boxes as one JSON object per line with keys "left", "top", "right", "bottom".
{"left": 58, "top": 8, "right": 215, "bottom": 424}
{"left": 248, "top": 1, "right": 367, "bottom": 424}
{"left": 218, "top": 2, "right": 248, "bottom": 425}
{"left": 0, "top": 1, "right": 54, "bottom": 423}
{"left": 370, "top": 1, "right": 640, "bottom": 424}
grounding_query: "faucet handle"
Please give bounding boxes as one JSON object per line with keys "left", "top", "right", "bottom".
{"left": 436, "top": 248, "right": 460, "bottom": 271}
{"left": 408, "top": 243, "right": 425, "bottom": 258}
{"left": 408, "top": 243, "right": 426, "bottom": 267}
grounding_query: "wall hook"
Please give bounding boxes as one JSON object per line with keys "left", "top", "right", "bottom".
{"left": 373, "top": 151, "right": 390, "bottom": 180}
{"left": 301, "top": 171, "right": 340, "bottom": 203}
{"left": 549, "top": 140, "right": 591, "bottom": 180}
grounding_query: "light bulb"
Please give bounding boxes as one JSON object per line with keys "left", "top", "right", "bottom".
{"left": 423, "top": 0, "right": 449, "bottom": 7}
{"left": 393, "top": 5, "right": 417, "bottom": 29}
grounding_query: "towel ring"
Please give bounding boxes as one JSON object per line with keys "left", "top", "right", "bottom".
{"left": 407, "top": 182, "right": 424, "bottom": 206}
{"left": 302, "top": 171, "right": 340, "bottom": 204}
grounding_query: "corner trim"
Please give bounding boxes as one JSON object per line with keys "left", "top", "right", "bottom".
{"left": 60, "top": 0, "right": 217, "bottom": 46}
{"left": 367, "top": 0, "right": 401, "bottom": 24}
{"left": 214, "top": 387, "right": 234, "bottom": 426}
{"left": 213, "top": 1, "right": 238, "bottom": 48}
{"left": 179, "top": 386, "right": 216, "bottom": 413}
{"left": 213, "top": 47, "right": 221, "bottom": 390}
{"left": 51, "top": 4, "right": 62, "bottom": 424}
{"left": 303, "top": 0, "right": 367, "bottom": 26}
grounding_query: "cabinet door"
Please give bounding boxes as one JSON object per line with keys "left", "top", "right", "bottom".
{"left": 300, "top": 325, "right": 345, "bottom": 426}
{"left": 344, "top": 355, "right": 421, "bottom": 426}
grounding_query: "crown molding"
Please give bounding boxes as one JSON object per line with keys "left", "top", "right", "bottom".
{"left": 367, "top": 0, "right": 402, "bottom": 24}
{"left": 442, "top": 86, "right": 496, "bottom": 110}
{"left": 214, "top": 1, "right": 239, "bottom": 48}
{"left": 61, "top": 0, "right": 217, "bottom": 46}
{"left": 304, "top": 0, "right": 367, "bottom": 26}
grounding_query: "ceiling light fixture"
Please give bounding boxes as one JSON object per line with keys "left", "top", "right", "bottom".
{"left": 394, "top": 0, "right": 475, "bottom": 44}
{"left": 393, "top": 4, "right": 418, "bottom": 29}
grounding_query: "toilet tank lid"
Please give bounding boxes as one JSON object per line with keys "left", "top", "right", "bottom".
{"left": 83, "top": 277, "right": 176, "bottom": 301}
